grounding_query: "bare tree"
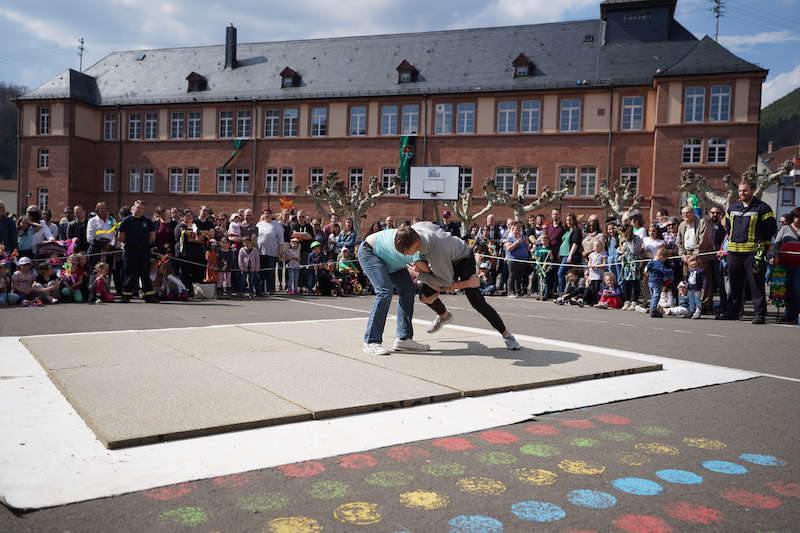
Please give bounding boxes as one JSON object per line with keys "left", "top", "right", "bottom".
{"left": 441, "top": 186, "right": 496, "bottom": 238}
{"left": 679, "top": 161, "right": 794, "bottom": 211}
{"left": 487, "top": 169, "right": 574, "bottom": 221}
{"left": 594, "top": 175, "right": 644, "bottom": 219}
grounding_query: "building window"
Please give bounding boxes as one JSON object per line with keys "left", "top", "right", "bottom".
{"left": 310, "top": 168, "right": 324, "bottom": 185}
{"left": 682, "top": 138, "right": 702, "bottom": 164}
{"left": 381, "top": 167, "right": 408, "bottom": 195}
{"left": 187, "top": 111, "right": 201, "bottom": 139}
{"left": 283, "top": 108, "right": 299, "bottom": 137}
{"left": 217, "top": 168, "right": 232, "bottom": 194}
{"left": 38, "top": 107, "right": 50, "bottom": 135}
{"left": 219, "top": 111, "right": 233, "bottom": 138}
{"left": 311, "top": 107, "right": 327, "bottom": 136}
{"left": 128, "top": 113, "right": 141, "bottom": 140}
{"left": 456, "top": 103, "right": 475, "bottom": 135}
{"left": 170, "top": 112, "right": 184, "bottom": 139}
{"left": 621, "top": 96, "right": 644, "bottom": 130}
{"left": 559, "top": 166, "right": 577, "bottom": 194}
{"left": 781, "top": 188, "right": 795, "bottom": 206}
{"left": 349, "top": 106, "right": 367, "bottom": 136}
{"left": 169, "top": 168, "right": 183, "bottom": 193}
{"left": 458, "top": 167, "right": 473, "bottom": 193}
{"left": 144, "top": 113, "right": 158, "bottom": 140}
{"left": 707, "top": 138, "right": 728, "bottom": 164}
{"left": 401, "top": 104, "right": 419, "bottom": 135}
{"left": 710, "top": 85, "right": 731, "bottom": 122}
{"left": 578, "top": 167, "right": 597, "bottom": 197}
{"left": 235, "top": 169, "right": 250, "bottom": 194}
{"left": 265, "top": 168, "right": 278, "bottom": 193}
{"left": 520, "top": 167, "right": 538, "bottom": 195}
{"left": 684, "top": 87, "right": 705, "bottom": 123}
{"left": 129, "top": 168, "right": 141, "bottom": 193}
{"left": 497, "top": 101, "right": 517, "bottom": 133}
{"left": 520, "top": 101, "right": 541, "bottom": 133}
{"left": 349, "top": 168, "right": 363, "bottom": 189}
{"left": 620, "top": 166, "right": 639, "bottom": 193}
{"left": 264, "top": 109, "right": 279, "bottom": 137}
{"left": 37, "top": 148, "right": 49, "bottom": 169}
{"left": 434, "top": 103, "right": 452, "bottom": 135}
{"left": 37, "top": 188, "right": 48, "bottom": 211}
{"left": 103, "top": 169, "right": 115, "bottom": 192}
{"left": 560, "top": 99, "right": 581, "bottom": 132}
{"left": 495, "top": 167, "right": 514, "bottom": 193}
{"left": 142, "top": 168, "right": 155, "bottom": 193}
{"left": 237, "top": 110, "right": 252, "bottom": 138}
{"left": 280, "top": 168, "right": 293, "bottom": 194}
{"left": 104, "top": 113, "right": 118, "bottom": 141}
{"left": 381, "top": 105, "right": 398, "bottom": 135}
{"left": 186, "top": 168, "right": 199, "bottom": 193}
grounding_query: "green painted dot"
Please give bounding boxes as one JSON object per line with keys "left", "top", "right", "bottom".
{"left": 308, "top": 480, "right": 349, "bottom": 499}
{"left": 422, "top": 462, "right": 466, "bottom": 477}
{"left": 569, "top": 437, "right": 600, "bottom": 447}
{"left": 519, "top": 443, "right": 560, "bottom": 457}
{"left": 600, "top": 430, "right": 636, "bottom": 442}
{"left": 236, "top": 492, "right": 289, "bottom": 512}
{"left": 478, "top": 451, "right": 517, "bottom": 465}
{"left": 159, "top": 507, "right": 208, "bottom": 527}
{"left": 637, "top": 425, "right": 673, "bottom": 437}
{"left": 365, "top": 471, "right": 414, "bottom": 487}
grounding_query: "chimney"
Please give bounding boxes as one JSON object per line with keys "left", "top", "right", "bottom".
{"left": 225, "top": 24, "right": 237, "bottom": 70}
{"left": 768, "top": 141, "right": 774, "bottom": 154}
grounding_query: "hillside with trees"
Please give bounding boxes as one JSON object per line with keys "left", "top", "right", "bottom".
{"left": 0, "top": 83, "right": 25, "bottom": 180}
{"left": 759, "top": 87, "right": 800, "bottom": 153}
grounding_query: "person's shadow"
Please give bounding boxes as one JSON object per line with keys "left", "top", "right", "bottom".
{"left": 428, "top": 339, "right": 580, "bottom": 367}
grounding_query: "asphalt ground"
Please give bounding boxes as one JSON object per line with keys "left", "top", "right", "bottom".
{"left": 1, "top": 294, "right": 798, "bottom": 532}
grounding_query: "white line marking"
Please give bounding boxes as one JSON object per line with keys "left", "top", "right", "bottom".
{"left": 705, "top": 333, "right": 726, "bottom": 338}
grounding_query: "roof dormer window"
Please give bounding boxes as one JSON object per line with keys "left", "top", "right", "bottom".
{"left": 186, "top": 72, "right": 207, "bottom": 92}
{"left": 512, "top": 53, "right": 534, "bottom": 78}
{"left": 396, "top": 60, "right": 419, "bottom": 84}
{"left": 280, "top": 67, "right": 300, "bottom": 88}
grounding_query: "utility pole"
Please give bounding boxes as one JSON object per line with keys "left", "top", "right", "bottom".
{"left": 78, "top": 38, "right": 85, "bottom": 71}
{"left": 712, "top": 0, "right": 725, "bottom": 42}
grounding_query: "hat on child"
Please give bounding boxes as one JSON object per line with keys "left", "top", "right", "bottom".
{"left": 310, "top": 241, "right": 322, "bottom": 249}
{"left": 479, "top": 261, "right": 491, "bottom": 269}
{"left": 442, "top": 209, "right": 452, "bottom": 217}
{"left": 18, "top": 256, "right": 32, "bottom": 266}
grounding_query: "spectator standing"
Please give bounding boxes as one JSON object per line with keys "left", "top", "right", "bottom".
{"left": 677, "top": 205, "right": 714, "bottom": 313}
{"left": 118, "top": 201, "right": 157, "bottom": 303}
{"left": 337, "top": 217, "right": 357, "bottom": 255}
{"left": 67, "top": 205, "right": 89, "bottom": 252}
{"left": 238, "top": 237, "right": 261, "bottom": 298}
{"left": 174, "top": 209, "right": 206, "bottom": 297}
{"left": 685, "top": 254, "right": 706, "bottom": 319}
{"left": 86, "top": 202, "right": 116, "bottom": 271}
{"left": 194, "top": 206, "right": 216, "bottom": 241}
{"left": 770, "top": 208, "right": 800, "bottom": 324}
{"left": 504, "top": 222, "right": 530, "bottom": 297}
{"left": 645, "top": 246, "right": 673, "bottom": 317}
{"left": 618, "top": 224, "right": 643, "bottom": 310}
{"left": 656, "top": 208, "right": 670, "bottom": 231}
{"left": 0, "top": 201, "right": 18, "bottom": 255}
{"left": 546, "top": 208, "right": 566, "bottom": 292}
{"left": 438, "top": 210, "right": 461, "bottom": 238}
{"left": 256, "top": 212, "right": 282, "bottom": 294}
{"left": 708, "top": 207, "right": 728, "bottom": 313}
{"left": 642, "top": 224, "right": 665, "bottom": 259}
{"left": 57, "top": 207, "right": 74, "bottom": 240}
{"left": 581, "top": 218, "right": 606, "bottom": 260}
{"left": 42, "top": 209, "right": 59, "bottom": 241}
{"left": 557, "top": 213, "right": 582, "bottom": 294}
{"left": 482, "top": 213, "right": 503, "bottom": 241}
{"left": 322, "top": 213, "right": 339, "bottom": 236}
{"left": 152, "top": 206, "right": 174, "bottom": 257}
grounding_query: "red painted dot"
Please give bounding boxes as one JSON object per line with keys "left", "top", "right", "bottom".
{"left": 663, "top": 502, "right": 725, "bottom": 524}
{"left": 721, "top": 489, "right": 783, "bottom": 509}
{"left": 524, "top": 424, "right": 560, "bottom": 435}
{"left": 337, "top": 453, "right": 378, "bottom": 470}
{"left": 385, "top": 445, "right": 431, "bottom": 463}
{"left": 480, "top": 430, "right": 519, "bottom": 444}
{"left": 559, "top": 419, "right": 595, "bottom": 429}
{"left": 612, "top": 514, "right": 673, "bottom": 533}
{"left": 597, "top": 414, "right": 632, "bottom": 425}
{"left": 212, "top": 472, "right": 259, "bottom": 488}
{"left": 432, "top": 437, "right": 475, "bottom": 451}
{"left": 565, "top": 530, "right": 599, "bottom": 533}
{"left": 764, "top": 481, "right": 800, "bottom": 497}
{"left": 142, "top": 483, "right": 193, "bottom": 500}
{"left": 277, "top": 461, "right": 326, "bottom": 478}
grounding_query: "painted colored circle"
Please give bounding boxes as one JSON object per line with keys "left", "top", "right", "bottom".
{"left": 559, "top": 419, "right": 594, "bottom": 429}
{"left": 212, "top": 472, "right": 258, "bottom": 488}
{"left": 277, "top": 461, "right": 325, "bottom": 478}
{"left": 566, "top": 489, "right": 617, "bottom": 509}
{"left": 612, "top": 477, "right": 663, "bottom": 496}
{"left": 600, "top": 430, "right": 636, "bottom": 442}
{"left": 655, "top": 469, "right": 704, "bottom": 485}
{"left": 478, "top": 451, "right": 517, "bottom": 465}
{"left": 634, "top": 442, "right": 680, "bottom": 455}
{"left": 617, "top": 452, "right": 650, "bottom": 466}
{"left": 720, "top": 489, "right": 783, "bottom": 509}
{"left": 422, "top": 462, "right": 465, "bottom": 477}
{"left": 333, "top": 502, "right": 383, "bottom": 525}
{"left": 511, "top": 500, "right": 566, "bottom": 522}
{"left": 448, "top": 514, "right": 505, "bottom": 533}
{"left": 596, "top": 414, "right": 632, "bottom": 424}
{"left": 480, "top": 430, "right": 519, "bottom": 443}
{"left": 612, "top": 514, "right": 673, "bottom": 533}
{"left": 519, "top": 443, "right": 560, "bottom": 457}
{"left": 237, "top": 492, "right": 289, "bottom": 511}
{"left": 143, "top": 483, "right": 193, "bottom": 500}
{"left": 365, "top": 471, "right": 413, "bottom": 487}
{"left": 663, "top": 502, "right": 725, "bottom": 524}
{"left": 739, "top": 453, "right": 786, "bottom": 466}
{"left": 433, "top": 437, "right": 475, "bottom": 451}
{"left": 386, "top": 445, "right": 431, "bottom": 462}
{"left": 267, "top": 516, "right": 323, "bottom": 533}
{"left": 399, "top": 489, "right": 450, "bottom": 510}
{"left": 159, "top": 507, "right": 208, "bottom": 527}
{"left": 637, "top": 425, "right": 673, "bottom": 436}
{"left": 337, "top": 453, "right": 377, "bottom": 469}
{"left": 682, "top": 437, "right": 727, "bottom": 450}
{"left": 569, "top": 437, "right": 600, "bottom": 447}
{"left": 308, "top": 480, "right": 349, "bottom": 500}
{"left": 702, "top": 460, "right": 748, "bottom": 475}
{"left": 457, "top": 477, "right": 507, "bottom": 495}
{"left": 512, "top": 467, "right": 558, "bottom": 486}
{"left": 524, "top": 424, "right": 560, "bottom": 435}
{"left": 558, "top": 459, "right": 606, "bottom": 475}
{"left": 764, "top": 481, "right": 800, "bottom": 497}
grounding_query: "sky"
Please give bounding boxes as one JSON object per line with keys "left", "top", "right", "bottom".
{"left": 1, "top": 0, "right": 798, "bottom": 107}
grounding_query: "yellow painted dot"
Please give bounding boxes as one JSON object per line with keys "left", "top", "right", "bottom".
{"left": 333, "top": 502, "right": 382, "bottom": 525}
{"left": 512, "top": 468, "right": 559, "bottom": 485}
{"left": 617, "top": 452, "right": 651, "bottom": 466}
{"left": 266, "top": 516, "right": 323, "bottom": 533}
{"left": 682, "top": 437, "right": 727, "bottom": 450}
{"left": 399, "top": 490, "right": 450, "bottom": 510}
{"left": 557, "top": 459, "right": 606, "bottom": 475}
{"left": 635, "top": 442, "right": 680, "bottom": 456}
{"left": 457, "top": 477, "right": 507, "bottom": 495}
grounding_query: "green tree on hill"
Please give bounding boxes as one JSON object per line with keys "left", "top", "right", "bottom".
{"left": 0, "top": 82, "right": 26, "bottom": 180}
{"left": 759, "top": 87, "right": 800, "bottom": 153}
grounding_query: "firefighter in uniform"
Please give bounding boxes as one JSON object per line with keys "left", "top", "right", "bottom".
{"left": 118, "top": 201, "right": 158, "bottom": 303}
{"left": 716, "top": 180, "right": 777, "bottom": 323}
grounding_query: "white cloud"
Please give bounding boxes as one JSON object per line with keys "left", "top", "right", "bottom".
{"left": 452, "top": 0, "right": 598, "bottom": 29}
{"left": 0, "top": 7, "right": 77, "bottom": 48}
{"left": 762, "top": 63, "right": 800, "bottom": 107}
{"left": 720, "top": 30, "right": 800, "bottom": 51}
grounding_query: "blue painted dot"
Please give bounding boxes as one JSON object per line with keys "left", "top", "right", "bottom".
{"left": 702, "top": 460, "right": 748, "bottom": 474}
{"left": 566, "top": 489, "right": 617, "bottom": 509}
{"left": 739, "top": 453, "right": 786, "bottom": 467}
{"left": 611, "top": 477, "right": 664, "bottom": 496}
{"left": 655, "top": 469, "right": 704, "bottom": 485}
{"left": 448, "top": 515, "right": 504, "bottom": 533}
{"left": 511, "top": 501, "right": 566, "bottom": 523}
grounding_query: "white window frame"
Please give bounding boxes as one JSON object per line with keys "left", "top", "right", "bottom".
{"left": 217, "top": 168, "right": 232, "bottom": 194}
{"left": 129, "top": 168, "right": 141, "bottom": 193}
{"left": 103, "top": 168, "right": 115, "bottom": 193}
{"left": 401, "top": 104, "right": 419, "bottom": 135}
{"left": 37, "top": 148, "right": 49, "bottom": 169}
{"left": 495, "top": 167, "right": 514, "bottom": 193}
{"left": 104, "top": 113, "right": 118, "bottom": 141}
{"left": 520, "top": 167, "right": 538, "bottom": 195}
{"left": 349, "top": 168, "right": 364, "bottom": 190}
{"left": 265, "top": 168, "right": 278, "bottom": 194}
{"left": 349, "top": 106, "right": 367, "bottom": 136}
{"left": 682, "top": 138, "right": 702, "bottom": 164}
{"left": 710, "top": 85, "right": 731, "bottom": 122}
{"left": 142, "top": 168, "right": 155, "bottom": 193}
{"left": 169, "top": 168, "right": 184, "bottom": 194}
{"left": 578, "top": 167, "right": 597, "bottom": 197}
{"left": 497, "top": 101, "right": 517, "bottom": 134}
{"left": 219, "top": 111, "right": 233, "bottom": 139}
{"left": 235, "top": 168, "right": 250, "bottom": 194}
{"left": 684, "top": 87, "right": 705, "bottom": 123}
{"left": 283, "top": 108, "right": 299, "bottom": 137}
{"left": 434, "top": 103, "right": 452, "bottom": 135}
{"left": 458, "top": 167, "right": 473, "bottom": 193}
{"left": 186, "top": 168, "right": 200, "bottom": 193}
{"left": 170, "top": 112, "right": 184, "bottom": 139}
{"left": 237, "top": 110, "right": 252, "bottom": 138}
{"left": 311, "top": 107, "right": 327, "bottom": 137}
{"left": 144, "top": 113, "right": 158, "bottom": 140}
{"left": 520, "top": 100, "right": 541, "bottom": 133}
{"left": 559, "top": 99, "right": 581, "bottom": 132}
{"left": 621, "top": 96, "right": 644, "bottom": 130}
{"left": 187, "top": 111, "right": 201, "bottom": 139}
{"left": 264, "top": 109, "right": 280, "bottom": 137}
{"left": 620, "top": 166, "right": 639, "bottom": 193}
{"left": 310, "top": 167, "right": 324, "bottom": 185}
{"left": 37, "top": 188, "right": 48, "bottom": 211}
{"left": 456, "top": 103, "right": 475, "bottom": 134}
{"left": 381, "top": 105, "right": 398, "bottom": 136}
{"left": 38, "top": 107, "right": 50, "bottom": 135}
{"left": 559, "top": 166, "right": 577, "bottom": 195}
{"left": 280, "top": 168, "right": 294, "bottom": 194}
{"left": 707, "top": 138, "right": 728, "bottom": 164}
{"left": 128, "top": 113, "right": 141, "bottom": 140}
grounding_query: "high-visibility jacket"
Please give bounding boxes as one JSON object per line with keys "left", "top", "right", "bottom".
{"left": 726, "top": 197, "right": 777, "bottom": 253}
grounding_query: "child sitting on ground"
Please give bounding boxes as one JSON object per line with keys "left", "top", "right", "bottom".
{"left": 59, "top": 253, "right": 86, "bottom": 303}
{"left": 155, "top": 261, "right": 189, "bottom": 301}
{"left": 89, "top": 261, "right": 115, "bottom": 303}
{"left": 478, "top": 261, "right": 497, "bottom": 296}
{"left": 594, "top": 271, "right": 623, "bottom": 309}
{"left": 33, "top": 262, "right": 61, "bottom": 304}
{"left": 644, "top": 246, "right": 673, "bottom": 318}
{"left": 661, "top": 281, "right": 691, "bottom": 317}
{"left": 554, "top": 268, "right": 585, "bottom": 306}
{"left": 0, "top": 260, "right": 19, "bottom": 306}
{"left": 685, "top": 254, "right": 706, "bottom": 319}
{"left": 284, "top": 238, "right": 302, "bottom": 295}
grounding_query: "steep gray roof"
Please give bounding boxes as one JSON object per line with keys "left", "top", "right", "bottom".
{"left": 656, "top": 36, "right": 764, "bottom": 77}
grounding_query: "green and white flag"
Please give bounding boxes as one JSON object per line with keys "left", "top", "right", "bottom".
{"left": 399, "top": 135, "right": 415, "bottom": 182}
{"left": 222, "top": 138, "right": 247, "bottom": 168}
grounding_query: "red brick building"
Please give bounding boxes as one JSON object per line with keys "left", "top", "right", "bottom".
{"left": 16, "top": 0, "right": 766, "bottom": 224}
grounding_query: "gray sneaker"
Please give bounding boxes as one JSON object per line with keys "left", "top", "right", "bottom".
{"left": 426, "top": 312, "right": 453, "bottom": 334}
{"left": 503, "top": 334, "right": 521, "bottom": 350}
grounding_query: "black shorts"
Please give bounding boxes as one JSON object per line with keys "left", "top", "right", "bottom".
{"left": 419, "top": 253, "right": 476, "bottom": 297}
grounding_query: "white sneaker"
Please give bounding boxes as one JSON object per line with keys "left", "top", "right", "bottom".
{"left": 363, "top": 342, "right": 390, "bottom": 356}
{"left": 691, "top": 309, "right": 702, "bottom": 319}
{"left": 427, "top": 312, "right": 453, "bottom": 334}
{"left": 628, "top": 302, "right": 639, "bottom": 311}
{"left": 503, "top": 334, "right": 521, "bottom": 350}
{"left": 594, "top": 302, "right": 609, "bottom": 309}
{"left": 635, "top": 305, "right": 648, "bottom": 313}
{"left": 393, "top": 338, "right": 430, "bottom": 352}
{"left": 621, "top": 301, "right": 631, "bottom": 310}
